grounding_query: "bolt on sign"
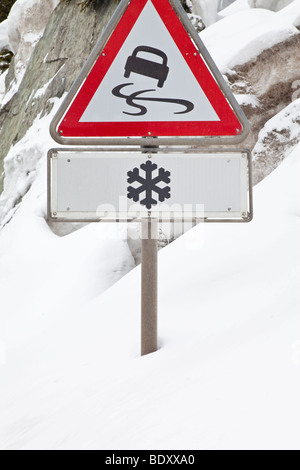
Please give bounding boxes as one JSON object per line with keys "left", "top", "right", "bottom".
{"left": 50, "top": 0, "right": 249, "bottom": 146}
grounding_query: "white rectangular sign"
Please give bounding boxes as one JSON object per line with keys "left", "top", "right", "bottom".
{"left": 48, "top": 149, "right": 252, "bottom": 222}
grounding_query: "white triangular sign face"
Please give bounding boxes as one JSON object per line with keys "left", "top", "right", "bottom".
{"left": 52, "top": 0, "right": 248, "bottom": 142}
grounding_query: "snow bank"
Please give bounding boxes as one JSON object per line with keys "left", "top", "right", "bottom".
{"left": 192, "top": 0, "right": 237, "bottom": 26}
{"left": 219, "top": 0, "right": 300, "bottom": 26}
{"left": 218, "top": 0, "right": 250, "bottom": 19}
{"left": 249, "top": 0, "right": 294, "bottom": 10}
{"left": 0, "top": 97, "right": 135, "bottom": 346}
{"left": 278, "top": 0, "right": 300, "bottom": 27}
{"left": 201, "top": 7, "right": 299, "bottom": 72}
{"left": 0, "top": 97, "right": 60, "bottom": 226}
{"left": 0, "top": 139, "right": 299, "bottom": 449}
{"left": 254, "top": 98, "right": 300, "bottom": 153}
{"left": 0, "top": 0, "right": 300, "bottom": 450}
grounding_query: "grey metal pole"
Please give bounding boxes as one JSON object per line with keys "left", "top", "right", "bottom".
{"left": 141, "top": 217, "right": 158, "bottom": 356}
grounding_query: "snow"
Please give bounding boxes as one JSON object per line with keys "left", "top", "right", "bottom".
{"left": 249, "top": 0, "right": 295, "bottom": 10}
{"left": 0, "top": 138, "right": 300, "bottom": 449}
{"left": 201, "top": 7, "right": 299, "bottom": 72}
{"left": 0, "top": 19, "right": 9, "bottom": 49}
{"left": 254, "top": 98, "right": 300, "bottom": 155}
{"left": 218, "top": 0, "right": 250, "bottom": 19}
{"left": 192, "top": 1, "right": 237, "bottom": 26}
{"left": 219, "top": 0, "right": 300, "bottom": 27}
{"left": 0, "top": 105, "right": 59, "bottom": 226}
{"left": 235, "top": 93, "right": 260, "bottom": 107}
{"left": 1, "top": 0, "right": 300, "bottom": 451}
{"left": 278, "top": 0, "right": 300, "bottom": 27}
{"left": 252, "top": 97, "right": 300, "bottom": 181}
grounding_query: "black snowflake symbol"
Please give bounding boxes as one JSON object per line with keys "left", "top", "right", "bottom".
{"left": 127, "top": 160, "right": 171, "bottom": 210}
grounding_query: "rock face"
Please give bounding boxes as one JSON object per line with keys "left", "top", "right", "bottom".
{"left": 0, "top": 0, "right": 119, "bottom": 193}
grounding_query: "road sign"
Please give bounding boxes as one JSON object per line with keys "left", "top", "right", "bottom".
{"left": 48, "top": 149, "right": 253, "bottom": 222}
{"left": 50, "top": 0, "right": 249, "bottom": 146}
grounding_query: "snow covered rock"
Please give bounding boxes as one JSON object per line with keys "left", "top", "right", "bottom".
{"left": 192, "top": 0, "right": 237, "bottom": 26}
{"left": 227, "top": 32, "right": 300, "bottom": 154}
{"left": 0, "top": 0, "right": 117, "bottom": 201}
{"left": 201, "top": 8, "right": 299, "bottom": 73}
{"left": 249, "top": 0, "right": 295, "bottom": 10}
{"left": 252, "top": 99, "right": 300, "bottom": 184}
{"left": 218, "top": 0, "right": 251, "bottom": 19}
{"left": 7, "top": 0, "right": 60, "bottom": 81}
{"left": 201, "top": 4, "right": 300, "bottom": 171}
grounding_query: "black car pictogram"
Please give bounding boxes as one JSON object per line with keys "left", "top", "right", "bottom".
{"left": 124, "top": 46, "right": 169, "bottom": 88}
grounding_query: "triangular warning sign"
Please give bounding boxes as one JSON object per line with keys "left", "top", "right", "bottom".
{"left": 51, "top": 0, "right": 249, "bottom": 144}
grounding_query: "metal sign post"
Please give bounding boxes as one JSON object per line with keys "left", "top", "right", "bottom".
{"left": 141, "top": 217, "right": 158, "bottom": 356}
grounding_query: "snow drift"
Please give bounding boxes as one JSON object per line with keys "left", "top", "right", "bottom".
{"left": 1, "top": 0, "right": 300, "bottom": 450}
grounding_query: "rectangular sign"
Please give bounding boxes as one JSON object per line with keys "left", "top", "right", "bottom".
{"left": 47, "top": 149, "right": 252, "bottom": 222}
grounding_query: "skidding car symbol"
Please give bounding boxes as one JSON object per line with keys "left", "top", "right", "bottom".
{"left": 124, "top": 46, "right": 169, "bottom": 88}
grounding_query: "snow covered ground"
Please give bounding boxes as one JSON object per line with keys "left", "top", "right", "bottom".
{"left": 0, "top": 138, "right": 299, "bottom": 450}
{"left": 0, "top": 0, "right": 300, "bottom": 450}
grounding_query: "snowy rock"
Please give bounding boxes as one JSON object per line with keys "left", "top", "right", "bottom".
{"left": 192, "top": 0, "right": 237, "bottom": 26}
{"left": 227, "top": 33, "right": 300, "bottom": 153}
{"left": 249, "top": 0, "right": 295, "bottom": 10}
{"left": 0, "top": 0, "right": 117, "bottom": 199}
{"left": 7, "top": 0, "right": 60, "bottom": 80}
{"left": 252, "top": 99, "right": 300, "bottom": 184}
{"left": 201, "top": 5, "right": 300, "bottom": 165}
{"left": 218, "top": 0, "right": 251, "bottom": 19}
{"left": 201, "top": 8, "right": 299, "bottom": 73}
